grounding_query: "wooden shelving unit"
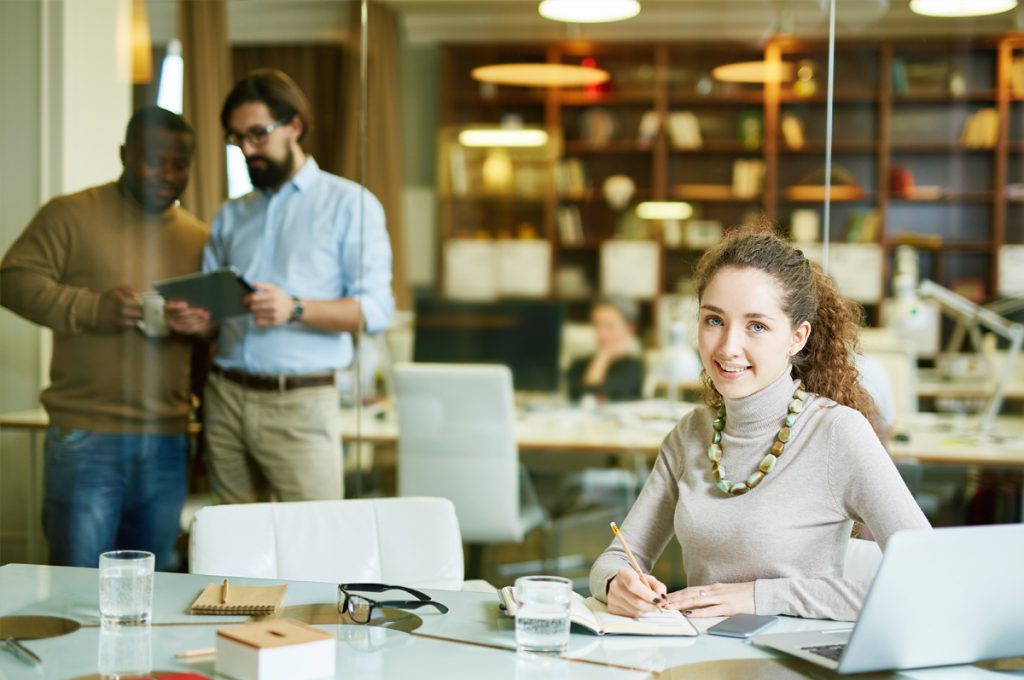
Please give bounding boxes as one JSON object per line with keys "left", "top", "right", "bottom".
{"left": 439, "top": 34, "right": 1024, "bottom": 323}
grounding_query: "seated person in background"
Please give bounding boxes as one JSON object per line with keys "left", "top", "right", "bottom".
{"left": 567, "top": 297, "right": 645, "bottom": 403}
{"left": 590, "top": 224, "right": 930, "bottom": 622}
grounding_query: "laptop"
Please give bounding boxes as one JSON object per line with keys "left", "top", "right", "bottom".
{"left": 752, "top": 524, "right": 1024, "bottom": 674}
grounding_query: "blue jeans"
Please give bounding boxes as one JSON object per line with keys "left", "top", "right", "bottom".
{"left": 43, "top": 428, "right": 188, "bottom": 571}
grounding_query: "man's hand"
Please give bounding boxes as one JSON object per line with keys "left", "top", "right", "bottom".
{"left": 606, "top": 567, "right": 669, "bottom": 617}
{"left": 246, "top": 282, "right": 293, "bottom": 327}
{"left": 164, "top": 300, "right": 213, "bottom": 337}
{"left": 95, "top": 285, "right": 141, "bottom": 332}
{"left": 664, "top": 581, "right": 756, "bottom": 618}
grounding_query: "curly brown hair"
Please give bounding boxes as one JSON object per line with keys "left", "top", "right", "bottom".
{"left": 693, "top": 221, "right": 883, "bottom": 436}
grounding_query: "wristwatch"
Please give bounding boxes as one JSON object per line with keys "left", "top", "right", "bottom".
{"left": 289, "top": 296, "right": 304, "bottom": 323}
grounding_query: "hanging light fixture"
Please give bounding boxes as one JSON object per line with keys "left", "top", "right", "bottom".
{"left": 910, "top": 0, "right": 1017, "bottom": 17}
{"left": 472, "top": 63, "right": 610, "bottom": 88}
{"left": 712, "top": 60, "right": 796, "bottom": 84}
{"left": 538, "top": 0, "right": 641, "bottom": 23}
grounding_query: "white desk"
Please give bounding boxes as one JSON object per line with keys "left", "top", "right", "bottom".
{"left": 0, "top": 564, "right": 1012, "bottom": 679}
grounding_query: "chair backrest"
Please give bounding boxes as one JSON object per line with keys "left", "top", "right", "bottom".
{"left": 843, "top": 537, "right": 883, "bottom": 580}
{"left": 188, "top": 497, "right": 465, "bottom": 590}
{"left": 394, "top": 363, "right": 522, "bottom": 543}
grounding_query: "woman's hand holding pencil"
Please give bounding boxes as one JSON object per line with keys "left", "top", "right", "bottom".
{"left": 606, "top": 522, "right": 669, "bottom": 618}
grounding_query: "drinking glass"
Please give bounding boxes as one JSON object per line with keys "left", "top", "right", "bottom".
{"left": 98, "top": 551, "right": 154, "bottom": 626}
{"left": 514, "top": 575, "right": 572, "bottom": 654}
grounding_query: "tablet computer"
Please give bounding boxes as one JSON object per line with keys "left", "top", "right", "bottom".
{"left": 154, "top": 266, "right": 254, "bottom": 321}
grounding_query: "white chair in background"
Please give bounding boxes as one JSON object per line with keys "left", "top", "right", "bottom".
{"left": 189, "top": 497, "right": 471, "bottom": 591}
{"left": 393, "top": 363, "right": 547, "bottom": 574}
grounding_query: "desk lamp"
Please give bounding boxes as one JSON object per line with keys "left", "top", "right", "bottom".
{"left": 888, "top": 246, "right": 1024, "bottom": 434}
{"left": 916, "top": 279, "right": 1024, "bottom": 433}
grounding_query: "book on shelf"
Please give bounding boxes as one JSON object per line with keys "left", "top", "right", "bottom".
{"left": 891, "top": 57, "right": 908, "bottom": 95}
{"left": 637, "top": 110, "right": 661, "bottom": 145}
{"left": 960, "top": 108, "right": 999, "bottom": 149}
{"left": 556, "top": 158, "right": 588, "bottom": 198}
{"left": 844, "top": 209, "right": 881, "bottom": 244}
{"left": 780, "top": 114, "right": 805, "bottom": 150}
{"left": 667, "top": 111, "right": 702, "bottom": 149}
{"left": 498, "top": 586, "right": 698, "bottom": 637}
{"left": 731, "top": 159, "right": 765, "bottom": 199}
{"left": 556, "top": 204, "right": 585, "bottom": 245}
{"left": 1012, "top": 57, "right": 1024, "bottom": 98}
{"left": 737, "top": 110, "right": 763, "bottom": 151}
{"left": 448, "top": 144, "right": 469, "bottom": 195}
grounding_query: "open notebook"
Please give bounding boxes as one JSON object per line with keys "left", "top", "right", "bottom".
{"left": 499, "top": 586, "right": 697, "bottom": 637}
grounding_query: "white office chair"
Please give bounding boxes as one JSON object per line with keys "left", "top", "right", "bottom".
{"left": 843, "top": 537, "right": 883, "bottom": 580}
{"left": 394, "top": 364, "right": 547, "bottom": 572}
{"left": 188, "top": 497, "right": 469, "bottom": 590}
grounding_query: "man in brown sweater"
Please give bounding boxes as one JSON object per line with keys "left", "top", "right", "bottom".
{"left": 1, "top": 107, "right": 208, "bottom": 570}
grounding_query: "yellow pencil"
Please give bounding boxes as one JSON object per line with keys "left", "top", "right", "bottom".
{"left": 610, "top": 521, "right": 664, "bottom": 605}
{"left": 220, "top": 578, "right": 229, "bottom": 604}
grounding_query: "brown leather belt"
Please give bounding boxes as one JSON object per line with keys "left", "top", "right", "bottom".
{"left": 212, "top": 364, "right": 335, "bottom": 392}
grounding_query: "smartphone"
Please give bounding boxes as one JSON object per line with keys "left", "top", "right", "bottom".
{"left": 706, "top": 614, "right": 778, "bottom": 638}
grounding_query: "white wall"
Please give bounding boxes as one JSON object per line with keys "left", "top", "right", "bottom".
{"left": 0, "top": 0, "right": 132, "bottom": 564}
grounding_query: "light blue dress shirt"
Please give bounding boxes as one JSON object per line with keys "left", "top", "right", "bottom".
{"left": 203, "top": 157, "right": 394, "bottom": 374}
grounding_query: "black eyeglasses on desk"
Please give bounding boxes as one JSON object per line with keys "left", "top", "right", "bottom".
{"left": 337, "top": 583, "right": 449, "bottom": 624}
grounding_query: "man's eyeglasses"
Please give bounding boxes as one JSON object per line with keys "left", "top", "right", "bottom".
{"left": 224, "top": 117, "right": 291, "bottom": 148}
{"left": 337, "top": 583, "right": 449, "bottom": 624}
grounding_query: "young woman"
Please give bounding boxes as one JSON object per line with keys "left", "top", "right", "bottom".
{"left": 590, "top": 226, "right": 930, "bottom": 621}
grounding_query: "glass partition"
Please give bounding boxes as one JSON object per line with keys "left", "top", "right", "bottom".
{"left": 1, "top": 0, "right": 1020, "bottom": 581}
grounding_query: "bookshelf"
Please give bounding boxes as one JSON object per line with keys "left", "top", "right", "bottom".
{"left": 438, "top": 35, "right": 1024, "bottom": 330}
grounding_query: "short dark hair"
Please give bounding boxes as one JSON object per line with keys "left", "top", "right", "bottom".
{"left": 594, "top": 296, "right": 640, "bottom": 327}
{"left": 220, "top": 69, "right": 313, "bottom": 142}
{"left": 124, "top": 106, "right": 194, "bottom": 149}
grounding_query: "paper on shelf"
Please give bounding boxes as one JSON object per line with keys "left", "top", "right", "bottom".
{"left": 999, "top": 245, "right": 1024, "bottom": 297}
{"left": 601, "top": 240, "right": 660, "bottom": 299}
{"left": 444, "top": 239, "right": 498, "bottom": 300}
{"left": 497, "top": 240, "right": 551, "bottom": 297}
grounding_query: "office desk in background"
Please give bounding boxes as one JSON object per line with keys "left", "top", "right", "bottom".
{"left": 0, "top": 563, "right": 1014, "bottom": 679}
{"left": 5, "top": 404, "right": 1024, "bottom": 562}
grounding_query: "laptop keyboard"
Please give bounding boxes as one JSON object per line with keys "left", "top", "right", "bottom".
{"left": 802, "top": 644, "right": 846, "bottom": 662}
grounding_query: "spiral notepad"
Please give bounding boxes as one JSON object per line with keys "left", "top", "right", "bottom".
{"left": 189, "top": 583, "right": 287, "bottom": 615}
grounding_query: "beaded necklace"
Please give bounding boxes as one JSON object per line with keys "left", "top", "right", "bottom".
{"left": 708, "top": 380, "right": 807, "bottom": 496}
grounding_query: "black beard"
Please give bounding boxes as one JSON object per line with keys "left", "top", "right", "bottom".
{"left": 247, "top": 148, "right": 293, "bottom": 189}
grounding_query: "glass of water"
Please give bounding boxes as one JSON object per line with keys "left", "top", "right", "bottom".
{"left": 99, "top": 550, "right": 154, "bottom": 626}
{"left": 514, "top": 575, "right": 572, "bottom": 654}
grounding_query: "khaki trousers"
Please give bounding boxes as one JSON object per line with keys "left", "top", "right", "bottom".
{"left": 204, "top": 372, "right": 343, "bottom": 503}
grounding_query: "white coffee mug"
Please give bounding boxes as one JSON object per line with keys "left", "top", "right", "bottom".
{"left": 136, "top": 292, "right": 169, "bottom": 338}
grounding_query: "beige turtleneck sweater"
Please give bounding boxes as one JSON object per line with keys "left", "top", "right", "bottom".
{"left": 590, "top": 368, "right": 931, "bottom": 621}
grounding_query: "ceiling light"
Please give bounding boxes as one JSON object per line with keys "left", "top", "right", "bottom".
{"left": 636, "top": 201, "right": 694, "bottom": 220}
{"left": 909, "top": 0, "right": 1017, "bottom": 17}
{"left": 712, "top": 61, "right": 796, "bottom": 84}
{"left": 471, "top": 63, "right": 609, "bottom": 88}
{"left": 538, "top": 0, "right": 641, "bottom": 23}
{"left": 458, "top": 128, "right": 550, "bottom": 148}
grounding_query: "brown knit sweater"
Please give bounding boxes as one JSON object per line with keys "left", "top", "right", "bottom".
{"left": 1, "top": 182, "right": 208, "bottom": 433}
{"left": 590, "top": 368, "right": 931, "bottom": 621}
